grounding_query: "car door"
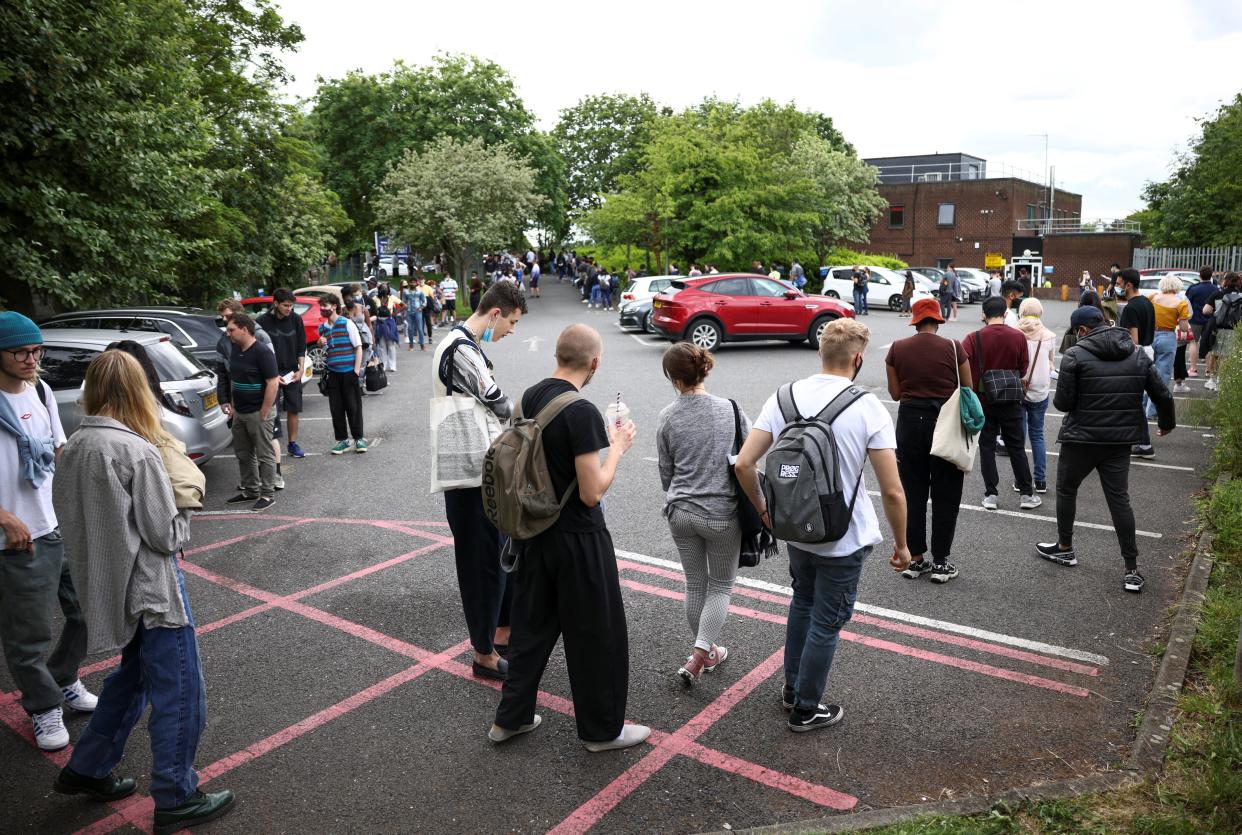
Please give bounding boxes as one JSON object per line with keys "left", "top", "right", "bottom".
{"left": 749, "top": 277, "right": 803, "bottom": 334}
{"left": 698, "top": 277, "right": 752, "bottom": 335}
{"left": 866, "top": 272, "right": 895, "bottom": 308}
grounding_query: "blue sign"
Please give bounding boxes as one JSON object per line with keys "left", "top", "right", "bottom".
{"left": 374, "top": 233, "right": 411, "bottom": 259}
{"left": 1043, "top": 266, "right": 1054, "bottom": 275}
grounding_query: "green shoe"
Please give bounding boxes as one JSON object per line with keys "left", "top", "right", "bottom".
{"left": 354, "top": 438, "right": 368, "bottom": 453}
{"left": 330, "top": 440, "right": 352, "bottom": 455}
{"left": 153, "top": 789, "right": 236, "bottom": 834}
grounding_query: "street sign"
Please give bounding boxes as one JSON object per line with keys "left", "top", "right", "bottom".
{"left": 374, "top": 233, "right": 411, "bottom": 259}
{"left": 984, "top": 252, "right": 1006, "bottom": 269}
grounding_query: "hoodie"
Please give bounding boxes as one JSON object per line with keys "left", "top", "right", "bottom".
{"left": 1016, "top": 316, "right": 1056, "bottom": 402}
{"left": 1054, "top": 326, "right": 1175, "bottom": 446}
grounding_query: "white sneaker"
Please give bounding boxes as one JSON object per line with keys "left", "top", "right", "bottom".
{"left": 33, "top": 707, "right": 70, "bottom": 751}
{"left": 1204, "top": 377, "right": 1218, "bottom": 391}
{"left": 981, "top": 494, "right": 998, "bottom": 510}
{"left": 584, "top": 723, "right": 652, "bottom": 752}
{"left": 62, "top": 679, "right": 98, "bottom": 713}
{"left": 274, "top": 474, "right": 285, "bottom": 491}
{"left": 1173, "top": 382, "right": 1189, "bottom": 393}
{"left": 1020, "top": 494, "right": 1042, "bottom": 510}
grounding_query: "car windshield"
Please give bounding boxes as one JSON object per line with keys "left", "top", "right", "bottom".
{"left": 148, "top": 340, "right": 211, "bottom": 381}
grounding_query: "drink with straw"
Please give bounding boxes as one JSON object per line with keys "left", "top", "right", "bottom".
{"left": 604, "top": 391, "right": 630, "bottom": 431}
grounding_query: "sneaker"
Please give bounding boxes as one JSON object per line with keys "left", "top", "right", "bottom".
{"left": 1035, "top": 481, "right": 1047, "bottom": 494}
{"left": 355, "top": 438, "right": 368, "bottom": 453}
{"left": 703, "top": 645, "right": 729, "bottom": 672}
{"left": 61, "top": 680, "right": 98, "bottom": 713}
{"left": 1124, "top": 570, "right": 1145, "bottom": 594}
{"left": 274, "top": 474, "right": 285, "bottom": 491}
{"left": 32, "top": 707, "right": 69, "bottom": 751}
{"left": 251, "top": 497, "right": 276, "bottom": 512}
{"left": 901, "top": 558, "right": 934, "bottom": 579}
{"left": 488, "top": 714, "right": 542, "bottom": 743}
{"left": 330, "top": 440, "right": 352, "bottom": 455}
{"left": 781, "top": 685, "right": 795, "bottom": 711}
{"left": 1036, "top": 542, "right": 1078, "bottom": 566}
{"left": 1131, "top": 445, "right": 1156, "bottom": 459}
{"left": 996, "top": 436, "right": 1006, "bottom": 448}
{"left": 981, "top": 494, "right": 998, "bottom": 510}
{"left": 225, "top": 493, "right": 255, "bottom": 504}
{"left": 584, "top": 723, "right": 652, "bottom": 752}
{"left": 287, "top": 441, "right": 305, "bottom": 459}
{"left": 1205, "top": 377, "right": 1218, "bottom": 391}
{"left": 677, "top": 653, "right": 705, "bottom": 686}
{"left": 1173, "top": 382, "right": 1190, "bottom": 393}
{"left": 930, "top": 562, "right": 958, "bottom": 583}
{"left": 1019, "top": 494, "right": 1042, "bottom": 510}
{"left": 788, "top": 703, "right": 844, "bottom": 733}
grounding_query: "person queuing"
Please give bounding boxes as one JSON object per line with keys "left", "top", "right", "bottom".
{"left": 1115, "top": 269, "right": 1158, "bottom": 459}
{"left": 490, "top": 325, "right": 651, "bottom": 752}
{"left": 945, "top": 263, "right": 962, "bottom": 321}
{"left": 51, "top": 350, "right": 235, "bottom": 832}
{"left": 899, "top": 271, "right": 916, "bottom": 317}
{"left": 256, "top": 288, "right": 308, "bottom": 460}
{"left": 432, "top": 282, "right": 527, "bottom": 682}
{"left": 0, "top": 312, "right": 94, "bottom": 752}
{"left": 373, "top": 287, "right": 400, "bottom": 373}
{"left": 1202, "top": 271, "right": 1241, "bottom": 391}
{"left": 1185, "top": 266, "right": 1217, "bottom": 384}
{"left": 1036, "top": 306, "right": 1176, "bottom": 594}
{"left": 403, "top": 279, "right": 428, "bottom": 352}
{"left": 1015, "top": 299, "right": 1057, "bottom": 495}
{"left": 222, "top": 314, "right": 279, "bottom": 511}
{"left": 655, "top": 343, "right": 750, "bottom": 684}
{"left": 735, "top": 319, "right": 911, "bottom": 733}
{"left": 966, "top": 296, "right": 1039, "bottom": 510}
{"left": 1000, "top": 281, "right": 1024, "bottom": 327}
{"left": 1149, "top": 275, "right": 1190, "bottom": 397}
{"left": 469, "top": 271, "right": 483, "bottom": 312}
{"left": 317, "top": 294, "right": 367, "bottom": 454}
{"left": 885, "top": 298, "right": 973, "bottom": 584}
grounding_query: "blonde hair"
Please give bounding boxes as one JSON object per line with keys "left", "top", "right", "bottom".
{"left": 819, "top": 318, "right": 871, "bottom": 365}
{"left": 82, "top": 350, "right": 171, "bottom": 446}
{"left": 1018, "top": 298, "right": 1044, "bottom": 318}
{"left": 1158, "top": 275, "right": 1182, "bottom": 294}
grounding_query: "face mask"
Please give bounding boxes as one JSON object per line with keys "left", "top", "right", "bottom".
{"left": 481, "top": 315, "right": 498, "bottom": 343}
{"left": 852, "top": 356, "right": 864, "bottom": 381}
{"left": 583, "top": 360, "right": 598, "bottom": 388}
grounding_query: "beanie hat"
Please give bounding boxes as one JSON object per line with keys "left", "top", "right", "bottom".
{"left": 0, "top": 311, "right": 42, "bottom": 351}
{"left": 1069, "top": 306, "right": 1105, "bottom": 330}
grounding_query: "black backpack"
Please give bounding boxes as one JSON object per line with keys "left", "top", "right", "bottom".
{"left": 1214, "top": 292, "right": 1242, "bottom": 330}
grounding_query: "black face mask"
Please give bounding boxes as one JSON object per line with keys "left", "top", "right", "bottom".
{"left": 852, "top": 356, "right": 864, "bottom": 381}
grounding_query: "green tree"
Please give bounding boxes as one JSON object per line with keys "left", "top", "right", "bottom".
{"left": 1140, "top": 93, "right": 1242, "bottom": 247}
{"left": 790, "top": 135, "right": 887, "bottom": 266}
{"left": 553, "top": 93, "right": 662, "bottom": 215}
{"left": 375, "top": 137, "right": 545, "bottom": 281}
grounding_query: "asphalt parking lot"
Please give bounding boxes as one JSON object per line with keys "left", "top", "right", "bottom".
{"left": 0, "top": 280, "right": 1216, "bottom": 833}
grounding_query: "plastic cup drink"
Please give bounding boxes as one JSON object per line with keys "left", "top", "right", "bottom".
{"left": 604, "top": 401, "right": 631, "bottom": 431}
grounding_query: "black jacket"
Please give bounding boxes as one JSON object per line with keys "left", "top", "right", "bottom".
{"left": 1054, "top": 326, "right": 1175, "bottom": 446}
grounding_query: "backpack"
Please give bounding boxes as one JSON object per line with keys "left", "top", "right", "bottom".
{"left": 481, "top": 391, "right": 584, "bottom": 541}
{"left": 761, "top": 383, "right": 867, "bottom": 544}
{"left": 1214, "top": 292, "right": 1242, "bottom": 329}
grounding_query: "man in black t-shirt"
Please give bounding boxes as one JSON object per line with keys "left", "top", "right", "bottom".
{"left": 256, "top": 288, "right": 308, "bottom": 460}
{"left": 224, "top": 314, "right": 279, "bottom": 510}
{"left": 1116, "top": 269, "right": 1158, "bottom": 458}
{"left": 490, "top": 324, "right": 651, "bottom": 753}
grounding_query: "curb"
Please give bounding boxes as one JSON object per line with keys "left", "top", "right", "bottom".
{"left": 731, "top": 488, "right": 1222, "bottom": 835}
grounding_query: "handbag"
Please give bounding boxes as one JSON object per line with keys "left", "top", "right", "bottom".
{"left": 317, "top": 371, "right": 329, "bottom": 396}
{"left": 973, "top": 330, "right": 1023, "bottom": 404}
{"left": 429, "top": 338, "right": 503, "bottom": 492}
{"left": 931, "top": 340, "right": 982, "bottom": 473}
{"left": 365, "top": 363, "right": 388, "bottom": 392}
{"left": 728, "top": 400, "right": 776, "bottom": 568}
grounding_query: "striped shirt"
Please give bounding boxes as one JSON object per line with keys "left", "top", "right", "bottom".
{"left": 320, "top": 317, "right": 361, "bottom": 373}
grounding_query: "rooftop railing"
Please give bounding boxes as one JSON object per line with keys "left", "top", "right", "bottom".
{"left": 1015, "top": 218, "right": 1141, "bottom": 235}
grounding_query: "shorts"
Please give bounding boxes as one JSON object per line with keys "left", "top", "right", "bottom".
{"left": 278, "top": 379, "right": 303, "bottom": 414}
{"left": 1191, "top": 323, "right": 1204, "bottom": 340}
{"left": 270, "top": 409, "right": 282, "bottom": 440}
{"left": 1211, "top": 328, "right": 1234, "bottom": 358}
{"left": 530, "top": 274, "right": 539, "bottom": 288}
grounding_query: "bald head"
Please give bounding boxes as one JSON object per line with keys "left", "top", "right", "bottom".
{"left": 555, "top": 324, "right": 602, "bottom": 372}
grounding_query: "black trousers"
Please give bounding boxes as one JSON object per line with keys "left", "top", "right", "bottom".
{"left": 325, "top": 369, "right": 364, "bottom": 440}
{"left": 979, "top": 402, "right": 1032, "bottom": 495}
{"left": 1174, "top": 342, "right": 1188, "bottom": 381}
{"left": 1056, "top": 443, "right": 1138, "bottom": 569}
{"left": 444, "top": 487, "right": 510, "bottom": 655}
{"left": 495, "top": 527, "right": 628, "bottom": 742}
{"left": 896, "top": 403, "right": 965, "bottom": 562}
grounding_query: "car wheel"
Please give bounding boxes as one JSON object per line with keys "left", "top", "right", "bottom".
{"left": 307, "top": 345, "right": 327, "bottom": 373}
{"left": 643, "top": 310, "right": 654, "bottom": 334}
{"left": 686, "top": 319, "right": 722, "bottom": 351}
{"left": 825, "top": 290, "right": 840, "bottom": 299}
{"left": 807, "top": 315, "right": 837, "bottom": 348}
{"left": 378, "top": 268, "right": 387, "bottom": 277}
{"left": 889, "top": 294, "right": 903, "bottom": 312}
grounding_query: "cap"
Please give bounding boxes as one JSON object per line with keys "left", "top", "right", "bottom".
{"left": 0, "top": 311, "right": 42, "bottom": 351}
{"left": 909, "top": 297, "right": 945, "bottom": 326}
{"left": 1070, "top": 306, "right": 1105, "bottom": 330}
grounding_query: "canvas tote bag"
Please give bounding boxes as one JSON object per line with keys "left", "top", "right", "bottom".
{"left": 430, "top": 334, "right": 503, "bottom": 492}
{"left": 930, "top": 340, "right": 981, "bottom": 473}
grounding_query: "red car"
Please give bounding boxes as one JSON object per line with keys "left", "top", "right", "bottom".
{"left": 650, "top": 273, "right": 854, "bottom": 351}
{"left": 240, "top": 296, "right": 328, "bottom": 371}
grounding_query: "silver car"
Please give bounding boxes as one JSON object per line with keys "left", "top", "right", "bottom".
{"left": 38, "top": 328, "right": 231, "bottom": 464}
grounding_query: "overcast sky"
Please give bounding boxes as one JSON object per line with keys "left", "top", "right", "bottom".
{"left": 276, "top": 0, "right": 1242, "bottom": 219}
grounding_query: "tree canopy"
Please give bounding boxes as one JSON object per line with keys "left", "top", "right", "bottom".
{"left": 553, "top": 93, "right": 663, "bottom": 216}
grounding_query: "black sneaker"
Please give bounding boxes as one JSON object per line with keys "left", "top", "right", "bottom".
{"left": 1124, "top": 570, "right": 1145, "bottom": 594}
{"left": 1131, "top": 445, "right": 1155, "bottom": 459}
{"left": 251, "top": 497, "right": 276, "bottom": 512}
{"left": 1036, "top": 542, "right": 1078, "bottom": 566}
{"left": 788, "top": 703, "right": 844, "bottom": 733}
{"left": 781, "top": 685, "right": 795, "bottom": 711}
{"left": 930, "top": 562, "right": 958, "bottom": 584}
{"left": 901, "top": 558, "right": 934, "bottom": 579}
{"left": 1035, "top": 481, "right": 1047, "bottom": 494}
{"left": 225, "top": 493, "right": 254, "bottom": 505}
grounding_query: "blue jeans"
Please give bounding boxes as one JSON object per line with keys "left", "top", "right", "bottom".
{"left": 67, "top": 559, "right": 205, "bottom": 810}
{"left": 1022, "top": 397, "right": 1049, "bottom": 483}
{"left": 852, "top": 288, "right": 868, "bottom": 314}
{"left": 1147, "top": 331, "right": 1175, "bottom": 418}
{"left": 784, "top": 545, "right": 869, "bottom": 711}
{"left": 406, "top": 311, "right": 425, "bottom": 346}
{"left": 591, "top": 285, "right": 602, "bottom": 305}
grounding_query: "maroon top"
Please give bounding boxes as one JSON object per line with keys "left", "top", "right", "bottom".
{"left": 886, "top": 333, "right": 964, "bottom": 402}
{"left": 963, "top": 324, "right": 1029, "bottom": 395}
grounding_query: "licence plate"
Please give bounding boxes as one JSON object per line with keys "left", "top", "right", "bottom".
{"left": 202, "top": 390, "right": 218, "bottom": 411}
{"left": 653, "top": 300, "right": 662, "bottom": 308}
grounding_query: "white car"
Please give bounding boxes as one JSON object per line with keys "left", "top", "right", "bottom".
{"left": 618, "top": 274, "right": 678, "bottom": 304}
{"left": 820, "top": 266, "right": 933, "bottom": 312}
{"left": 952, "top": 268, "right": 990, "bottom": 302}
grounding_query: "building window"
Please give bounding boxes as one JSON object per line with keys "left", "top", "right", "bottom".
{"left": 1026, "top": 204, "right": 1037, "bottom": 221}
{"left": 888, "top": 205, "right": 905, "bottom": 228}
{"left": 937, "top": 203, "right": 955, "bottom": 226}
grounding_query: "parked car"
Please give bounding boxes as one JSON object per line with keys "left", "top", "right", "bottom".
{"left": 618, "top": 297, "right": 655, "bottom": 333}
{"left": 38, "top": 328, "right": 231, "bottom": 464}
{"left": 292, "top": 282, "right": 356, "bottom": 301}
{"left": 618, "top": 275, "right": 677, "bottom": 304}
{"left": 950, "top": 268, "right": 989, "bottom": 302}
{"left": 650, "top": 274, "right": 854, "bottom": 351}
{"left": 38, "top": 306, "right": 222, "bottom": 366}
{"left": 1137, "top": 269, "right": 1199, "bottom": 293}
{"left": 820, "top": 266, "right": 934, "bottom": 311}
{"left": 240, "top": 295, "right": 328, "bottom": 372}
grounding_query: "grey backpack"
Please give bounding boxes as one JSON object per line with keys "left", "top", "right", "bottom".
{"left": 761, "top": 383, "right": 867, "bottom": 544}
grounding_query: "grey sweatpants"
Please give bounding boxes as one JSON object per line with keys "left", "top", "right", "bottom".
{"left": 232, "top": 409, "right": 276, "bottom": 498}
{"left": 667, "top": 507, "right": 740, "bottom": 651}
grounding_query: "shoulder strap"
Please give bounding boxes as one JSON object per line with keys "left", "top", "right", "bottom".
{"left": 812, "top": 384, "right": 868, "bottom": 426}
{"left": 532, "top": 391, "right": 583, "bottom": 428}
{"left": 730, "top": 399, "right": 743, "bottom": 455}
{"left": 946, "top": 337, "right": 961, "bottom": 388}
{"left": 776, "top": 382, "right": 800, "bottom": 423}
{"left": 972, "top": 329, "right": 986, "bottom": 370}
{"left": 35, "top": 378, "right": 48, "bottom": 409}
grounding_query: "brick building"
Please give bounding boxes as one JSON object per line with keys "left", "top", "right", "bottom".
{"left": 860, "top": 153, "right": 1140, "bottom": 290}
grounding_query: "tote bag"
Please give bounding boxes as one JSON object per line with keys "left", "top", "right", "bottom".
{"left": 931, "top": 340, "right": 982, "bottom": 473}
{"left": 429, "top": 338, "right": 502, "bottom": 492}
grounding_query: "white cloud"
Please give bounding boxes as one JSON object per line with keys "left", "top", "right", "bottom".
{"left": 275, "top": 0, "right": 1241, "bottom": 218}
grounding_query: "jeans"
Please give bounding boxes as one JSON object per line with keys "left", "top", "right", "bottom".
{"left": 784, "top": 545, "right": 868, "bottom": 711}
{"left": 1147, "top": 331, "right": 1176, "bottom": 417}
{"left": 406, "top": 311, "right": 424, "bottom": 346}
{"left": 852, "top": 288, "right": 868, "bottom": 314}
{"left": 1022, "top": 397, "right": 1049, "bottom": 483}
{"left": 68, "top": 560, "right": 205, "bottom": 810}
{"left": 939, "top": 297, "right": 952, "bottom": 320}
{"left": 231, "top": 409, "right": 276, "bottom": 498}
{"left": 895, "top": 403, "right": 964, "bottom": 562}
{"left": 591, "top": 285, "right": 602, "bottom": 305}
{"left": 0, "top": 530, "right": 88, "bottom": 714}
{"left": 979, "top": 402, "right": 1033, "bottom": 495}
{"left": 1055, "top": 443, "right": 1138, "bottom": 569}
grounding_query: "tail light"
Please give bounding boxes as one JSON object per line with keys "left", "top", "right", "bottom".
{"left": 162, "top": 390, "right": 194, "bottom": 417}
{"left": 622, "top": 293, "right": 635, "bottom": 300}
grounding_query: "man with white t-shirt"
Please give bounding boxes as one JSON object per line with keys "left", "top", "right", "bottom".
{"left": 735, "top": 318, "right": 910, "bottom": 733}
{"left": 0, "top": 312, "right": 96, "bottom": 752}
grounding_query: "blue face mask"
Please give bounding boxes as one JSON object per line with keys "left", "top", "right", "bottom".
{"left": 481, "top": 315, "right": 499, "bottom": 343}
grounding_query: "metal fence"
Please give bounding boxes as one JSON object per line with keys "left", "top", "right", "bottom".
{"left": 1016, "top": 218, "right": 1141, "bottom": 235}
{"left": 1133, "top": 246, "right": 1242, "bottom": 272}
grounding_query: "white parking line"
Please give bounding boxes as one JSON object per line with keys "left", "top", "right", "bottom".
{"left": 615, "top": 549, "right": 1109, "bottom": 667}
{"left": 629, "top": 334, "right": 662, "bottom": 347}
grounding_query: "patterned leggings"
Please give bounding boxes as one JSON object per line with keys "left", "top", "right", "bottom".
{"left": 667, "top": 507, "right": 741, "bottom": 651}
